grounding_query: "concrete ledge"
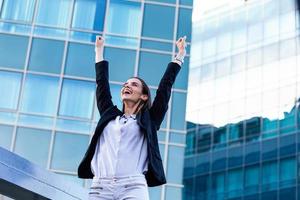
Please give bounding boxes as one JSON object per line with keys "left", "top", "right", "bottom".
{"left": 0, "top": 147, "right": 88, "bottom": 200}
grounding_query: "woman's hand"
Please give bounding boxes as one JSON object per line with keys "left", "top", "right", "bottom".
{"left": 95, "top": 35, "right": 105, "bottom": 49}
{"left": 173, "top": 36, "right": 187, "bottom": 66}
{"left": 176, "top": 36, "right": 187, "bottom": 55}
{"left": 95, "top": 35, "right": 104, "bottom": 62}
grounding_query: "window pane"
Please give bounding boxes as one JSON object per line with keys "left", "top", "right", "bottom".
{"left": 228, "top": 168, "right": 243, "bottom": 198}
{"left": 171, "top": 92, "right": 186, "bottom": 130}
{"left": 138, "top": 51, "right": 172, "bottom": 86}
{"left": 59, "top": 79, "right": 95, "bottom": 119}
{"left": 14, "top": 127, "right": 51, "bottom": 168}
{"left": 51, "top": 132, "right": 89, "bottom": 171}
{"left": 167, "top": 146, "right": 184, "bottom": 184}
{"left": 169, "top": 132, "right": 185, "bottom": 144}
{"left": 165, "top": 186, "right": 182, "bottom": 200}
{"left": 28, "top": 38, "right": 64, "bottom": 74}
{"left": 104, "top": 47, "right": 136, "bottom": 82}
{"left": 107, "top": 0, "right": 141, "bottom": 36}
{"left": 0, "top": 71, "right": 22, "bottom": 110}
{"left": 245, "top": 165, "right": 259, "bottom": 195}
{"left": 280, "top": 158, "right": 296, "bottom": 185}
{"left": 65, "top": 42, "right": 95, "bottom": 78}
{"left": 262, "top": 161, "right": 278, "bottom": 191}
{"left": 142, "top": 4, "right": 175, "bottom": 40}
{"left": 149, "top": 187, "right": 161, "bottom": 200}
{"left": 0, "top": 0, "right": 35, "bottom": 22}
{"left": 72, "top": 0, "right": 106, "bottom": 31}
{"left": 36, "top": 0, "right": 72, "bottom": 28}
{"left": 0, "top": 124, "right": 13, "bottom": 150}
{"left": 177, "top": 8, "right": 192, "bottom": 43}
{"left": 18, "top": 113, "right": 54, "bottom": 129}
{"left": 105, "top": 35, "right": 139, "bottom": 49}
{"left": 110, "top": 84, "right": 123, "bottom": 110}
{"left": 0, "top": 33, "right": 28, "bottom": 69}
{"left": 21, "top": 74, "right": 59, "bottom": 115}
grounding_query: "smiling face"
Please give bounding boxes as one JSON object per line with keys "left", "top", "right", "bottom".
{"left": 121, "top": 78, "right": 148, "bottom": 104}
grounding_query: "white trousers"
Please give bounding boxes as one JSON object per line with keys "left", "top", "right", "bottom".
{"left": 88, "top": 175, "right": 150, "bottom": 200}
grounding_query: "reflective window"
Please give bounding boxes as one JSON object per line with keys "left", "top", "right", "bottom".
{"left": 262, "top": 161, "right": 278, "bottom": 191}
{"left": 18, "top": 113, "right": 54, "bottom": 129}
{"left": 247, "top": 48, "right": 262, "bottom": 68}
{"left": 174, "top": 57, "right": 189, "bottom": 90}
{"left": 104, "top": 47, "right": 136, "bottom": 82}
{"left": 167, "top": 145, "right": 184, "bottom": 184}
{"left": 0, "top": 33, "right": 28, "bottom": 69}
{"left": 215, "top": 58, "right": 230, "bottom": 77}
{"left": 228, "top": 146, "right": 243, "bottom": 168}
{"left": 245, "top": 142, "right": 260, "bottom": 165}
{"left": 262, "top": 138, "right": 278, "bottom": 161}
{"left": 264, "top": 17, "right": 279, "bottom": 39}
{"left": 0, "top": 71, "right": 22, "bottom": 110}
{"left": 169, "top": 132, "right": 185, "bottom": 144}
{"left": 65, "top": 42, "right": 95, "bottom": 78}
{"left": 280, "top": 135, "right": 296, "bottom": 157}
{"left": 280, "top": 37, "right": 296, "bottom": 59}
{"left": 107, "top": 0, "right": 141, "bottom": 36}
{"left": 51, "top": 132, "right": 89, "bottom": 171}
{"left": 59, "top": 79, "right": 95, "bottom": 119}
{"left": 165, "top": 186, "right": 182, "bottom": 200}
{"left": 202, "top": 37, "right": 216, "bottom": 58}
{"left": 177, "top": 8, "right": 192, "bottom": 43}
{"left": 212, "top": 150, "right": 226, "bottom": 171}
{"left": 14, "top": 127, "right": 51, "bottom": 168}
{"left": 21, "top": 74, "right": 59, "bottom": 115}
{"left": 149, "top": 187, "right": 161, "bottom": 200}
{"left": 0, "top": 124, "right": 13, "bottom": 150}
{"left": 138, "top": 51, "right": 172, "bottom": 86}
{"left": 228, "top": 169, "right": 243, "bottom": 198}
{"left": 280, "top": 158, "right": 296, "bottom": 187}
{"left": 263, "top": 43, "right": 279, "bottom": 64}
{"left": 217, "top": 32, "right": 231, "bottom": 53}
{"left": 194, "top": 175, "right": 209, "bottom": 199}
{"left": 28, "top": 38, "right": 64, "bottom": 74}
{"left": 72, "top": 0, "right": 106, "bottom": 31}
{"left": 142, "top": 4, "right": 175, "bottom": 40}
{"left": 36, "top": 0, "right": 72, "bottom": 27}
{"left": 110, "top": 84, "right": 123, "bottom": 109}
{"left": 280, "top": 11, "right": 296, "bottom": 34}
{"left": 231, "top": 53, "right": 246, "bottom": 73}
{"left": 200, "top": 63, "right": 215, "bottom": 81}
{"left": 0, "top": 0, "right": 35, "bottom": 22}
{"left": 180, "top": 0, "right": 193, "bottom": 6}
{"left": 245, "top": 165, "right": 259, "bottom": 195}
{"left": 211, "top": 172, "right": 225, "bottom": 198}
{"left": 171, "top": 92, "right": 187, "bottom": 130}
{"left": 105, "top": 35, "right": 139, "bottom": 48}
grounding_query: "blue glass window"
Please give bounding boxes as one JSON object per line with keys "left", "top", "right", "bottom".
{"left": 228, "top": 169, "right": 243, "bottom": 198}
{"left": 167, "top": 146, "right": 184, "bottom": 184}
{"left": 174, "top": 57, "right": 189, "bottom": 90}
{"left": 0, "top": 0, "right": 35, "bottom": 22}
{"left": 195, "top": 175, "right": 209, "bottom": 199}
{"left": 169, "top": 132, "right": 185, "bottom": 144}
{"left": 280, "top": 158, "right": 296, "bottom": 188}
{"left": 150, "top": 0, "right": 176, "bottom": 3}
{"left": 36, "top": 0, "right": 72, "bottom": 27}
{"left": 107, "top": 0, "right": 141, "bottom": 36}
{"left": 149, "top": 187, "right": 161, "bottom": 200}
{"left": 280, "top": 134, "right": 296, "bottom": 157}
{"left": 141, "top": 40, "right": 173, "bottom": 52}
{"left": 245, "top": 142, "right": 260, "bottom": 165}
{"left": 105, "top": 35, "right": 139, "bottom": 49}
{"left": 110, "top": 84, "right": 123, "bottom": 109}
{"left": 262, "top": 138, "right": 278, "bottom": 161}
{"left": 245, "top": 165, "right": 259, "bottom": 195}
{"left": 72, "top": 0, "right": 106, "bottom": 31}
{"left": 262, "top": 161, "right": 278, "bottom": 191}
{"left": 59, "top": 79, "right": 95, "bottom": 119}
{"left": 0, "top": 33, "right": 28, "bottom": 69}
{"left": 165, "top": 186, "right": 182, "bottom": 200}
{"left": 18, "top": 113, "right": 54, "bottom": 129}
{"left": 142, "top": 4, "right": 175, "bottom": 40}
{"left": 138, "top": 51, "right": 172, "bottom": 86}
{"left": 0, "top": 124, "right": 13, "bottom": 150}
{"left": 65, "top": 42, "right": 94, "bottom": 78}
{"left": 51, "top": 132, "right": 89, "bottom": 171}
{"left": 211, "top": 172, "right": 225, "bottom": 198}
{"left": 21, "top": 74, "right": 59, "bottom": 115}
{"left": 180, "top": 0, "right": 193, "bottom": 6}
{"left": 28, "top": 38, "right": 64, "bottom": 74}
{"left": 14, "top": 127, "right": 51, "bottom": 168}
{"left": 0, "top": 71, "right": 22, "bottom": 110}
{"left": 104, "top": 47, "right": 136, "bottom": 82}
{"left": 177, "top": 8, "right": 192, "bottom": 43}
{"left": 211, "top": 150, "right": 226, "bottom": 171}
{"left": 228, "top": 146, "right": 243, "bottom": 168}
{"left": 171, "top": 92, "right": 187, "bottom": 130}
{"left": 195, "top": 153, "right": 210, "bottom": 175}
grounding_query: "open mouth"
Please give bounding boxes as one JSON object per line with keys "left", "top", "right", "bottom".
{"left": 123, "top": 89, "right": 132, "bottom": 95}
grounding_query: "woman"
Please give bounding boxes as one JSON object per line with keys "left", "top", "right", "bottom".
{"left": 78, "top": 35, "right": 187, "bottom": 200}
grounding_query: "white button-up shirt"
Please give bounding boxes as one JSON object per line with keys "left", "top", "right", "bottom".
{"left": 91, "top": 114, "right": 148, "bottom": 178}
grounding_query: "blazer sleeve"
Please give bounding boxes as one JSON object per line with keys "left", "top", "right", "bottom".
{"left": 95, "top": 60, "right": 114, "bottom": 116}
{"left": 149, "top": 62, "right": 181, "bottom": 130}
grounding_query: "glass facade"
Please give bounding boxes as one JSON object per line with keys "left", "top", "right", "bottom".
{"left": 0, "top": 0, "right": 192, "bottom": 199}
{"left": 184, "top": 0, "right": 300, "bottom": 199}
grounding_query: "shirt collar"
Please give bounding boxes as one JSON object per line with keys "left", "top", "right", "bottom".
{"left": 121, "top": 114, "right": 137, "bottom": 120}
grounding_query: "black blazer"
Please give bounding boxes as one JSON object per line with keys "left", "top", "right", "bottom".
{"left": 77, "top": 60, "right": 181, "bottom": 187}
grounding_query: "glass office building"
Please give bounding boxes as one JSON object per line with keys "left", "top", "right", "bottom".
{"left": 0, "top": 0, "right": 192, "bottom": 199}
{"left": 184, "top": 0, "right": 300, "bottom": 199}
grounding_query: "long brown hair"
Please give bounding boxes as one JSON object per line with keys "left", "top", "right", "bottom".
{"left": 122, "top": 77, "right": 152, "bottom": 114}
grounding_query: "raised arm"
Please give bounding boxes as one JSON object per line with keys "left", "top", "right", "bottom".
{"left": 149, "top": 36, "right": 187, "bottom": 130}
{"left": 95, "top": 36, "right": 113, "bottom": 116}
